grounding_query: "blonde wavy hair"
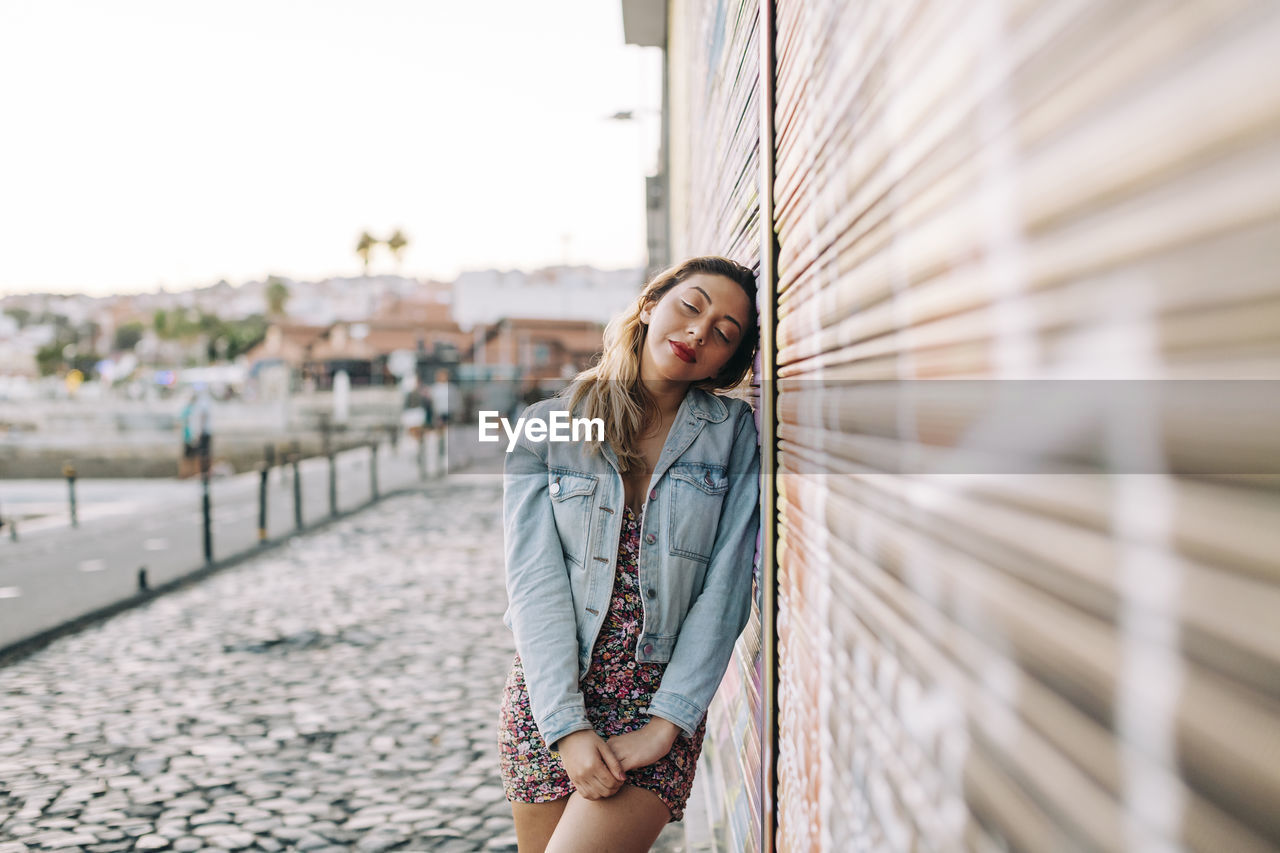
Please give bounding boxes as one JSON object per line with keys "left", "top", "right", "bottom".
{"left": 560, "top": 256, "right": 759, "bottom": 474}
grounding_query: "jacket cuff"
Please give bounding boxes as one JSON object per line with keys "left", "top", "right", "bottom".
{"left": 538, "top": 703, "right": 593, "bottom": 751}
{"left": 646, "top": 690, "right": 704, "bottom": 740}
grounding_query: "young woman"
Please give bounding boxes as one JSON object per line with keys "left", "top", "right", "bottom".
{"left": 497, "top": 257, "right": 762, "bottom": 852}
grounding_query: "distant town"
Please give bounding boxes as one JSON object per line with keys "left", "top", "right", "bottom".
{"left": 0, "top": 265, "right": 643, "bottom": 400}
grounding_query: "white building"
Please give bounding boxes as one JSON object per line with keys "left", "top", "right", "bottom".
{"left": 451, "top": 266, "right": 643, "bottom": 330}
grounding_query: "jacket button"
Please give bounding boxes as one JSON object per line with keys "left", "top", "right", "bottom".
{"left": 645, "top": 533, "right": 656, "bottom": 545}
{"left": 642, "top": 643, "right": 654, "bottom": 655}
{"left": 549, "top": 481, "right": 560, "bottom": 495}
{"left": 648, "top": 488, "right": 657, "bottom": 501}
{"left": 646, "top": 587, "right": 656, "bottom": 598}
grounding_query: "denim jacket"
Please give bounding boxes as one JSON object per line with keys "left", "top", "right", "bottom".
{"left": 501, "top": 386, "right": 761, "bottom": 751}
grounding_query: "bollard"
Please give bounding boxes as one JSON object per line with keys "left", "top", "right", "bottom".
{"left": 200, "top": 436, "right": 212, "bottom": 564}
{"left": 258, "top": 464, "right": 269, "bottom": 542}
{"left": 292, "top": 452, "right": 303, "bottom": 530}
{"left": 63, "top": 461, "right": 78, "bottom": 528}
{"left": 138, "top": 566, "right": 149, "bottom": 592}
{"left": 328, "top": 451, "right": 337, "bottom": 517}
{"left": 369, "top": 442, "right": 379, "bottom": 500}
{"left": 417, "top": 429, "right": 426, "bottom": 481}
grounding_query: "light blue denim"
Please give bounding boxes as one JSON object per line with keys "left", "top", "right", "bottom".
{"left": 501, "top": 386, "right": 761, "bottom": 751}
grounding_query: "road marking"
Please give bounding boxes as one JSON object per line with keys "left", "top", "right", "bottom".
{"left": 143, "top": 538, "right": 168, "bottom": 551}
{"left": 79, "top": 559, "right": 107, "bottom": 573}
{"left": 0, "top": 586, "right": 21, "bottom": 598}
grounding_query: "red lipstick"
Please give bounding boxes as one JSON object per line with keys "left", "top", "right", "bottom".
{"left": 669, "top": 340, "right": 696, "bottom": 363}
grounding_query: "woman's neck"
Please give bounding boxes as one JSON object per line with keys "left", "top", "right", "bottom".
{"left": 638, "top": 375, "right": 689, "bottom": 421}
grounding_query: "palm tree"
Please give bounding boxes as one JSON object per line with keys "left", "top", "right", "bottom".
{"left": 387, "top": 229, "right": 409, "bottom": 269}
{"left": 265, "top": 276, "right": 289, "bottom": 316}
{"left": 356, "top": 231, "right": 379, "bottom": 274}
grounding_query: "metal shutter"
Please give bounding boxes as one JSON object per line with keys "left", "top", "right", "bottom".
{"left": 771, "top": 1, "right": 1280, "bottom": 851}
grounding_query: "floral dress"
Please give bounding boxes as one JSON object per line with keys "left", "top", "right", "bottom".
{"left": 498, "top": 504, "right": 707, "bottom": 822}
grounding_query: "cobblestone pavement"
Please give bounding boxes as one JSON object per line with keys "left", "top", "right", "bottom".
{"left": 0, "top": 478, "right": 687, "bottom": 852}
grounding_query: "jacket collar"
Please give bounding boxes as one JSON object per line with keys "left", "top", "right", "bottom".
{"left": 595, "top": 386, "right": 728, "bottom": 477}
{"left": 686, "top": 387, "right": 729, "bottom": 423}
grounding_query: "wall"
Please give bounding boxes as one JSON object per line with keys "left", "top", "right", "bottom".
{"left": 666, "top": 0, "right": 1280, "bottom": 850}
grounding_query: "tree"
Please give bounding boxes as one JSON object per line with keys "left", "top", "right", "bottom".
{"left": 113, "top": 321, "right": 145, "bottom": 352}
{"left": 387, "top": 229, "right": 408, "bottom": 269}
{"left": 265, "top": 276, "right": 290, "bottom": 316}
{"left": 356, "top": 231, "right": 379, "bottom": 274}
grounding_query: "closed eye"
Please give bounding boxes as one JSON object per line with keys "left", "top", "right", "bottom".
{"left": 681, "top": 300, "right": 734, "bottom": 344}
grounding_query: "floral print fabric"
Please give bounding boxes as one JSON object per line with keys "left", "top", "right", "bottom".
{"left": 498, "top": 504, "right": 706, "bottom": 822}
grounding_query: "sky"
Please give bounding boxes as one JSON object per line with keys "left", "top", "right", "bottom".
{"left": 0, "top": 1, "right": 662, "bottom": 296}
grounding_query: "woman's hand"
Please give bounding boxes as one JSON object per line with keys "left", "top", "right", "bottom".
{"left": 607, "top": 718, "right": 680, "bottom": 772}
{"left": 555, "top": 730, "right": 626, "bottom": 800}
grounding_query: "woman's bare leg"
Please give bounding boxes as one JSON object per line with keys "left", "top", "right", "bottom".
{"left": 511, "top": 797, "right": 571, "bottom": 853}
{"left": 543, "top": 785, "right": 671, "bottom": 853}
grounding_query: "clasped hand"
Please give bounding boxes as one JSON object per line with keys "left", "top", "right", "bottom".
{"left": 556, "top": 722, "right": 678, "bottom": 800}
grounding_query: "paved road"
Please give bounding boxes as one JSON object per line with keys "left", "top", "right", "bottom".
{"left": 0, "top": 433, "right": 453, "bottom": 652}
{"left": 0, "top": 474, "right": 688, "bottom": 852}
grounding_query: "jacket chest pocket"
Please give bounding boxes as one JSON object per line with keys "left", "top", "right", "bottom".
{"left": 548, "top": 468, "right": 597, "bottom": 568}
{"left": 667, "top": 462, "right": 728, "bottom": 564}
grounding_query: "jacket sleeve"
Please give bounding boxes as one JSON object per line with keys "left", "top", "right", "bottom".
{"left": 647, "top": 399, "right": 761, "bottom": 738}
{"left": 503, "top": 424, "right": 594, "bottom": 751}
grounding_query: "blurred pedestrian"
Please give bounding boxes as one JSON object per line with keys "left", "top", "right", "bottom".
{"left": 498, "top": 257, "right": 762, "bottom": 851}
{"left": 179, "top": 386, "right": 213, "bottom": 478}
{"left": 429, "top": 368, "right": 453, "bottom": 428}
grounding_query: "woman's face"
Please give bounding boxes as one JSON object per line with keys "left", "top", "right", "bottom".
{"left": 639, "top": 273, "right": 753, "bottom": 384}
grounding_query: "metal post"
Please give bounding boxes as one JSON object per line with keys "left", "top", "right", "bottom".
{"left": 328, "top": 451, "right": 337, "bottom": 517}
{"left": 292, "top": 452, "right": 303, "bottom": 530}
{"left": 200, "top": 438, "right": 212, "bottom": 564}
{"left": 369, "top": 442, "right": 379, "bottom": 501}
{"left": 63, "top": 462, "right": 78, "bottom": 528}
{"left": 417, "top": 428, "right": 426, "bottom": 481}
{"left": 258, "top": 465, "right": 269, "bottom": 543}
{"left": 323, "top": 418, "right": 336, "bottom": 517}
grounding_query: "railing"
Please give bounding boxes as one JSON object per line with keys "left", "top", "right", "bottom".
{"left": 0, "top": 422, "right": 457, "bottom": 658}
